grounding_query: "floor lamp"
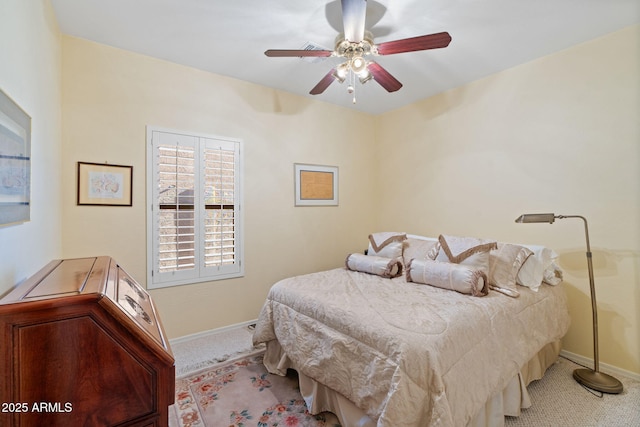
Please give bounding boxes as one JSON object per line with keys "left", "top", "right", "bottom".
{"left": 515, "top": 213, "right": 623, "bottom": 394}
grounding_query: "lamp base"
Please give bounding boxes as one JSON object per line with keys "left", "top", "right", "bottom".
{"left": 573, "top": 368, "right": 623, "bottom": 394}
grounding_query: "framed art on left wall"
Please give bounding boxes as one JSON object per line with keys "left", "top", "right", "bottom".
{"left": 77, "top": 162, "right": 133, "bottom": 206}
{"left": 0, "top": 89, "right": 31, "bottom": 226}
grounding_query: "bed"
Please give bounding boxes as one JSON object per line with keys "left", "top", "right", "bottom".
{"left": 252, "top": 234, "right": 570, "bottom": 427}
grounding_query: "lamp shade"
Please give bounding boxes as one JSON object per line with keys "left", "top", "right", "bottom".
{"left": 515, "top": 213, "right": 556, "bottom": 223}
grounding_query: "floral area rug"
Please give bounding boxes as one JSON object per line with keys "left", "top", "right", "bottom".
{"left": 173, "top": 350, "right": 342, "bottom": 427}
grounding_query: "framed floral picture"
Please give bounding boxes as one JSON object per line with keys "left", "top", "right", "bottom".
{"left": 77, "top": 162, "right": 133, "bottom": 206}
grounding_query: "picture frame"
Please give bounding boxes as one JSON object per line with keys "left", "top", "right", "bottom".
{"left": 294, "top": 163, "right": 338, "bottom": 206}
{"left": 0, "top": 88, "right": 31, "bottom": 226}
{"left": 77, "top": 162, "right": 133, "bottom": 206}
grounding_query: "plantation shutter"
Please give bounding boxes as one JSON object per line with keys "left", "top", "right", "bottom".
{"left": 148, "top": 128, "right": 243, "bottom": 288}
{"left": 201, "top": 137, "right": 240, "bottom": 276}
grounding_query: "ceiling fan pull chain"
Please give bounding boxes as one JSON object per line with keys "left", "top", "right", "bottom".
{"left": 352, "top": 72, "right": 357, "bottom": 104}
{"left": 346, "top": 69, "right": 356, "bottom": 103}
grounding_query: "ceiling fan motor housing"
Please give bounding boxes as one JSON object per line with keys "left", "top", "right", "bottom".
{"left": 335, "top": 31, "right": 376, "bottom": 59}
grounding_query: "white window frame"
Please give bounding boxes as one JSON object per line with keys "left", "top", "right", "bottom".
{"left": 146, "top": 126, "right": 244, "bottom": 289}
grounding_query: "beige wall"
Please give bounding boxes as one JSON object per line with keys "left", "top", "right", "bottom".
{"left": 0, "top": 0, "right": 63, "bottom": 293}
{"left": 60, "top": 36, "right": 379, "bottom": 338}
{"left": 375, "top": 25, "right": 640, "bottom": 374}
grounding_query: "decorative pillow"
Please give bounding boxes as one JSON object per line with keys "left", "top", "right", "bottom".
{"left": 346, "top": 253, "right": 403, "bottom": 278}
{"left": 434, "top": 235, "right": 497, "bottom": 277}
{"left": 427, "top": 242, "right": 440, "bottom": 260}
{"left": 543, "top": 261, "right": 563, "bottom": 285}
{"left": 407, "top": 259, "right": 488, "bottom": 296}
{"left": 488, "top": 243, "right": 532, "bottom": 298}
{"left": 402, "top": 237, "right": 438, "bottom": 268}
{"left": 517, "top": 245, "right": 559, "bottom": 291}
{"left": 367, "top": 232, "right": 406, "bottom": 260}
{"left": 516, "top": 256, "right": 543, "bottom": 291}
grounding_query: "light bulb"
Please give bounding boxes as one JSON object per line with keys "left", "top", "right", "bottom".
{"left": 336, "top": 65, "right": 347, "bottom": 79}
{"left": 358, "top": 72, "right": 373, "bottom": 84}
{"left": 350, "top": 56, "right": 367, "bottom": 74}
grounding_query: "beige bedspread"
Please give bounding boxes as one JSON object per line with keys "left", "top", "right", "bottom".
{"left": 253, "top": 268, "right": 570, "bottom": 427}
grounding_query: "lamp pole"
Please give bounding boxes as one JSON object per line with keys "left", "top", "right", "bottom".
{"left": 557, "top": 215, "right": 600, "bottom": 373}
{"left": 564, "top": 215, "right": 623, "bottom": 393}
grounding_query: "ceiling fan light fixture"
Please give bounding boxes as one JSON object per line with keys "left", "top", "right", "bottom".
{"left": 358, "top": 73, "right": 373, "bottom": 84}
{"left": 332, "top": 70, "right": 346, "bottom": 83}
{"left": 334, "top": 63, "right": 349, "bottom": 82}
{"left": 350, "top": 56, "right": 367, "bottom": 74}
{"left": 355, "top": 64, "right": 371, "bottom": 79}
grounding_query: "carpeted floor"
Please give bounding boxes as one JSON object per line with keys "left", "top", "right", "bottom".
{"left": 505, "top": 357, "right": 640, "bottom": 427}
{"left": 169, "top": 325, "right": 640, "bottom": 427}
{"left": 171, "top": 324, "right": 261, "bottom": 376}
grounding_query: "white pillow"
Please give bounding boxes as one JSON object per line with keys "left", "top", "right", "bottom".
{"left": 543, "top": 261, "right": 563, "bottom": 285}
{"left": 434, "top": 235, "right": 497, "bottom": 277}
{"left": 407, "top": 258, "right": 489, "bottom": 296}
{"left": 368, "top": 240, "right": 404, "bottom": 259}
{"left": 402, "top": 237, "right": 438, "bottom": 267}
{"left": 346, "top": 253, "right": 403, "bottom": 278}
{"left": 436, "top": 250, "right": 491, "bottom": 276}
{"left": 367, "top": 232, "right": 406, "bottom": 260}
{"left": 488, "top": 243, "right": 533, "bottom": 298}
{"left": 516, "top": 245, "right": 558, "bottom": 291}
{"left": 406, "top": 234, "right": 438, "bottom": 242}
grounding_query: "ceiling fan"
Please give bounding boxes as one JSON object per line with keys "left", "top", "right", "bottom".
{"left": 264, "top": 0, "right": 452, "bottom": 101}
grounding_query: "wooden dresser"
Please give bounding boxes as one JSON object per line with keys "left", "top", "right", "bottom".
{"left": 0, "top": 257, "right": 175, "bottom": 427}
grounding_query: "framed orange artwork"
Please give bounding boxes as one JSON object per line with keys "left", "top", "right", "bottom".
{"left": 294, "top": 163, "right": 338, "bottom": 206}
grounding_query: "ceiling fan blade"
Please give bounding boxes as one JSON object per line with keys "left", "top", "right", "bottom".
{"left": 310, "top": 69, "right": 337, "bottom": 95}
{"left": 265, "top": 49, "right": 333, "bottom": 58}
{"left": 341, "top": 0, "right": 367, "bottom": 42}
{"left": 376, "top": 32, "right": 452, "bottom": 55}
{"left": 368, "top": 62, "right": 402, "bottom": 92}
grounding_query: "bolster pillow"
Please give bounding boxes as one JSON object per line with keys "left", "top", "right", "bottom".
{"left": 407, "top": 258, "right": 489, "bottom": 296}
{"left": 345, "top": 253, "right": 403, "bottom": 278}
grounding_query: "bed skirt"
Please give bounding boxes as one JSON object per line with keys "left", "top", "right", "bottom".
{"left": 263, "top": 339, "right": 561, "bottom": 427}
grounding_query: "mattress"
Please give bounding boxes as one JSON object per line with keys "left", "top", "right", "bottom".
{"left": 253, "top": 268, "right": 570, "bottom": 427}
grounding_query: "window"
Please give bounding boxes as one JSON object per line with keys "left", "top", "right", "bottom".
{"left": 147, "top": 127, "right": 243, "bottom": 288}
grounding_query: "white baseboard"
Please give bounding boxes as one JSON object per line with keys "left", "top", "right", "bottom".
{"left": 560, "top": 349, "right": 640, "bottom": 382}
{"left": 170, "top": 319, "right": 258, "bottom": 346}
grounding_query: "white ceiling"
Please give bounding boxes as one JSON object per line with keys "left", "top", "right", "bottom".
{"left": 50, "top": 0, "right": 639, "bottom": 115}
